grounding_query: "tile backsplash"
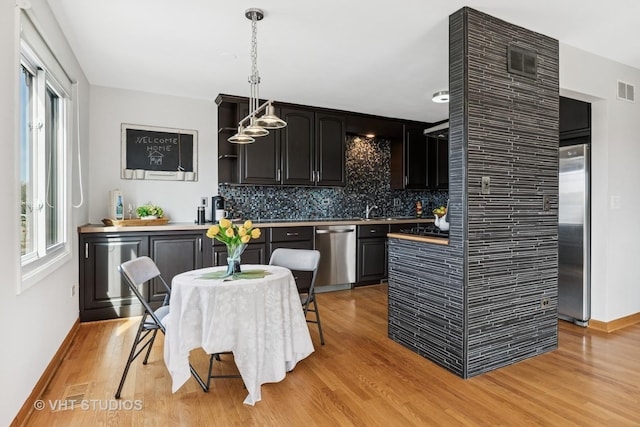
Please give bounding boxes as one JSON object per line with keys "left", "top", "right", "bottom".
{"left": 219, "top": 135, "right": 448, "bottom": 220}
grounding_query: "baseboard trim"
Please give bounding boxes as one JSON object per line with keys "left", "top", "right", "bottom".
{"left": 588, "top": 312, "right": 640, "bottom": 333}
{"left": 11, "top": 318, "right": 80, "bottom": 427}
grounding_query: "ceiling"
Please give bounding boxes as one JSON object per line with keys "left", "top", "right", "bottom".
{"left": 48, "top": 0, "right": 640, "bottom": 123}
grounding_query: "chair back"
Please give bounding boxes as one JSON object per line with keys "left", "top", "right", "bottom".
{"left": 118, "top": 256, "right": 171, "bottom": 328}
{"left": 269, "top": 248, "right": 320, "bottom": 293}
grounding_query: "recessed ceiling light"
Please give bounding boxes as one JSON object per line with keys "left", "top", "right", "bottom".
{"left": 432, "top": 90, "right": 449, "bottom": 103}
{"left": 365, "top": 134, "right": 375, "bottom": 138}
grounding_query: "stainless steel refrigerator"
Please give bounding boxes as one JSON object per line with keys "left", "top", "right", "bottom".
{"left": 558, "top": 144, "right": 591, "bottom": 326}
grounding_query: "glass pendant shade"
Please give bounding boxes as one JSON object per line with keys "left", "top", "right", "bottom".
{"left": 255, "top": 104, "right": 287, "bottom": 129}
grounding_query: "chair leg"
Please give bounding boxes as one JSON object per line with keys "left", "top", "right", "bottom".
{"left": 303, "top": 293, "right": 325, "bottom": 346}
{"left": 142, "top": 329, "right": 158, "bottom": 364}
{"left": 190, "top": 363, "right": 209, "bottom": 392}
{"left": 311, "top": 295, "right": 325, "bottom": 345}
{"left": 115, "top": 318, "right": 146, "bottom": 399}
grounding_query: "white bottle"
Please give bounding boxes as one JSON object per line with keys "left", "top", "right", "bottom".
{"left": 115, "top": 195, "right": 124, "bottom": 220}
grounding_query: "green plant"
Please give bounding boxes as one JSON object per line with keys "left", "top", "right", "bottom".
{"left": 136, "top": 204, "right": 164, "bottom": 218}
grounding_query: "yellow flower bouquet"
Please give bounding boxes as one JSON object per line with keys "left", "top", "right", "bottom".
{"left": 206, "top": 219, "right": 261, "bottom": 276}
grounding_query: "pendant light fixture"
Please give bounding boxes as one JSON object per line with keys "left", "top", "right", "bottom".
{"left": 228, "top": 8, "right": 287, "bottom": 144}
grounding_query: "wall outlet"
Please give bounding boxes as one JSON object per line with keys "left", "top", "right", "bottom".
{"left": 481, "top": 176, "right": 490, "bottom": 195}
{"left": 393, "top": 198, "right": 401, "bottom": 207}
{"left": 200, "top": 197, "right": 208, "bottom": 207}
{"left": 322, "top": 198, "right": 331, "bottom": 206}
{"left": 540, "top": 297, "right": 550, "bottom": 308}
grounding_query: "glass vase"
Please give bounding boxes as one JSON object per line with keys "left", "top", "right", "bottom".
{"left": 225, "top": 243, "right": 247, "bottom": 277}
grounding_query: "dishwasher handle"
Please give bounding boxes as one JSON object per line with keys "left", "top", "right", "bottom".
{"left": 315, "top": 229, "right": 355, "bottom": 234}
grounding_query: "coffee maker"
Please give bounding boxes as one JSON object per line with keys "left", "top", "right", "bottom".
{"left": 212, "top": 195, "right": 226, "bottom": 221}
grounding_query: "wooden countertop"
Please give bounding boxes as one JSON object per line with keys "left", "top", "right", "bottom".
{"left": 78, "top": 217, "right": 435, "bottom": 233}
{"left": 387, "top": 232, "right": 449, "bottom": 245}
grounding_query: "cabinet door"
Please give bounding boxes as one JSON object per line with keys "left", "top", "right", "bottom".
{"left": 428, "top": 136, "right": 449, "bottom": 190}
{"left": 238, "top": 103, "right": 281, "bottom": 185}
{"left": 149, "top": 233, "right": 210, "bottom": 302}
{"left": 405, "top": 124, "right": 429, "bottom": 189}
{"left": 80, "top": 235, "right": 148, "bottom": 321}
{"left": 356, "top": 237, "right": 388, "bottom": 285}
{"left": 280, "top": 107, "right": 315, "bottom": 185}
{"left": 315, "top": 112, "right": 346, "bottom": 186}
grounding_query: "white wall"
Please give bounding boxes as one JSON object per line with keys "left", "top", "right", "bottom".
{"left": 0, "top": 1, "right": 90, "bottom": 425}
{"left": 560, "top": 43, "right": 640, "bottom": 322}
{"left": 88, "top": 86, "right": 218, "bottom": 223}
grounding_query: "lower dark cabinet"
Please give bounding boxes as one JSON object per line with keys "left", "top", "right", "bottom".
{"left": 356, "top": 224, "right": 389, "bottom": 286}
{"left": 79, "top": 230, "right": 212, "bottom": 322}
{"left": 268, "top": 226, "right": 314, "bottom": 290}
{"left": 150, "top": 234, "right": 209, "bottom": 303}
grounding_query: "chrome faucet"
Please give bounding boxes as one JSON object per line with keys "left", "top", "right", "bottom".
{"left": 365, "top": 204, "right": 378, "bottom": 219}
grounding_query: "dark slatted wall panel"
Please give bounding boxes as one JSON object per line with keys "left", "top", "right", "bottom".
{"left": 461, "top": 8, "right": 559, "bottom": 376}
{"left": 388, "top": 7, "right": 559, "bottom": 379}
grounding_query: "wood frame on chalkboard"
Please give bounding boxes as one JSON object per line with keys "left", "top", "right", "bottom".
{"left": 120, "top": 123, "right": 198, "bottom": 181}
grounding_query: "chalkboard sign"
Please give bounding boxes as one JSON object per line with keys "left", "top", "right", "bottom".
{"left": 121, "top": 124, "right": 198, "bottom": 181}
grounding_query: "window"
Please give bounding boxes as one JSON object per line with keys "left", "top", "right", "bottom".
{"left": 19, "top": 16, "right": 71, "bottom": 287}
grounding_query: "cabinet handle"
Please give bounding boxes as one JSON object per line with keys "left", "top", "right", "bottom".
{"left": 286, "top": 232, "right": 299, "bottom": 236}
{"left": 370, "top": 229, "right": 377, "bottom": 233}
{"left": 276, "top": 168, "right": 281, "bottom": 182}
{"left": 84, "top": 242, "right": 89, "bottom": 259}
{"left": 316, "top": 170, "right": 321, "bottom": 182}
{"left": 404, "top": 175, "right": 408, "bottom": 186}
{"left": 198, "top": 237, "right": 202, "bottom": 252}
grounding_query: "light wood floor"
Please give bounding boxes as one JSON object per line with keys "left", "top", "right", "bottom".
{"left": 26, "top": 284, "right": 640, "bottom": 426}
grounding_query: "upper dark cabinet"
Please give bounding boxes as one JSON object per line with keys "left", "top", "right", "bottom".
{"left": 390, "top": 123, "right": 448, "bottom": 191}
{"left": 559, "top": 96, "right": 591, "bottom": 146}
{"left": 280, "top": 107, "right": 315, "bottom": 185}
{"left": 216, "top": 95, "right": 346, "bottom": 187}
{"left": 404, "top": 124, "right": 430, "bottom": 189}
{"left": 429, "top": 136, "right": 449, "bottom": 191}
{"left": 315, "top": 112, "right": 346, "bottom": 186}
{"left": 238, "top": 103, "right": 281, "bottom": 185}
{"left": 560, "top": 96, "right": 591, "bottom": 135}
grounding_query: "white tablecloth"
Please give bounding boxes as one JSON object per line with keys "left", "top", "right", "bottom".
{"left": 164, "top": 264, "right": 314, "bottom": 405}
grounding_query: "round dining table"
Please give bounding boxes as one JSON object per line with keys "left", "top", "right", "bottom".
{"left": 163, "top": 264, "right": 315, "bottom": 405}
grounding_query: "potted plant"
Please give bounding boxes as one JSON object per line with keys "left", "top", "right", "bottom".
{"left": 136, "top": 204, "right": 164, "bottom": 219}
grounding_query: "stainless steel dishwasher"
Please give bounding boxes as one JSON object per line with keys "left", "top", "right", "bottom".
{"left": 314, "top": 225, "right": 356, "bottom": 291}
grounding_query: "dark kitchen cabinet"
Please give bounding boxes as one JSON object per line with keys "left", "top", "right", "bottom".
{"left": 429, "top": 136, "right": 449, "bottom": 190}
{"left": 404, "top": 124, "right": 430, "bottom": 189}
{"left": 238, "top": 103, "right": 281, "bottom": 185}
{"left": 79, "top": 230, "right": 212, "bottom": 322}
{"left": 356, "top": 224, "right": 389, "bottom": 286}
{"left": 560, "top": 96, "right": 591, "bottom": 147}
{"left": 149, "top": 233, "right": 211, "bottom": 303}
{"left": 80, "top": 234, "right": 148, "bottom": 321}
{"left": 315, "top": 112, "right": 346, "bottom": 186}
{"left": 216, "top": 95, "right": 345, "bottom": 187}
{"left": 268, "top": 226, "right": 314, "bottom": 289}
{"left": 391, "top": 123, "right": 448, "bottom": 191}
{"left": 213, "top": 228, "right": 267, "bottom": 266}
{"left": 280, "top": 107, "right": 315, "bottom": 185}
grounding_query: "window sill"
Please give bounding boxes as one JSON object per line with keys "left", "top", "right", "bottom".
{"left": 19, "top": 248, "right": 72, "bottom": 294}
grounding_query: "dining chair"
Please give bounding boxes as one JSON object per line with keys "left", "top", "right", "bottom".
{"left": 116, "top": 256, "right": 237, "bottom": 398}
{"left": 269, "top": 248, "right": 325, "bottom": 345}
